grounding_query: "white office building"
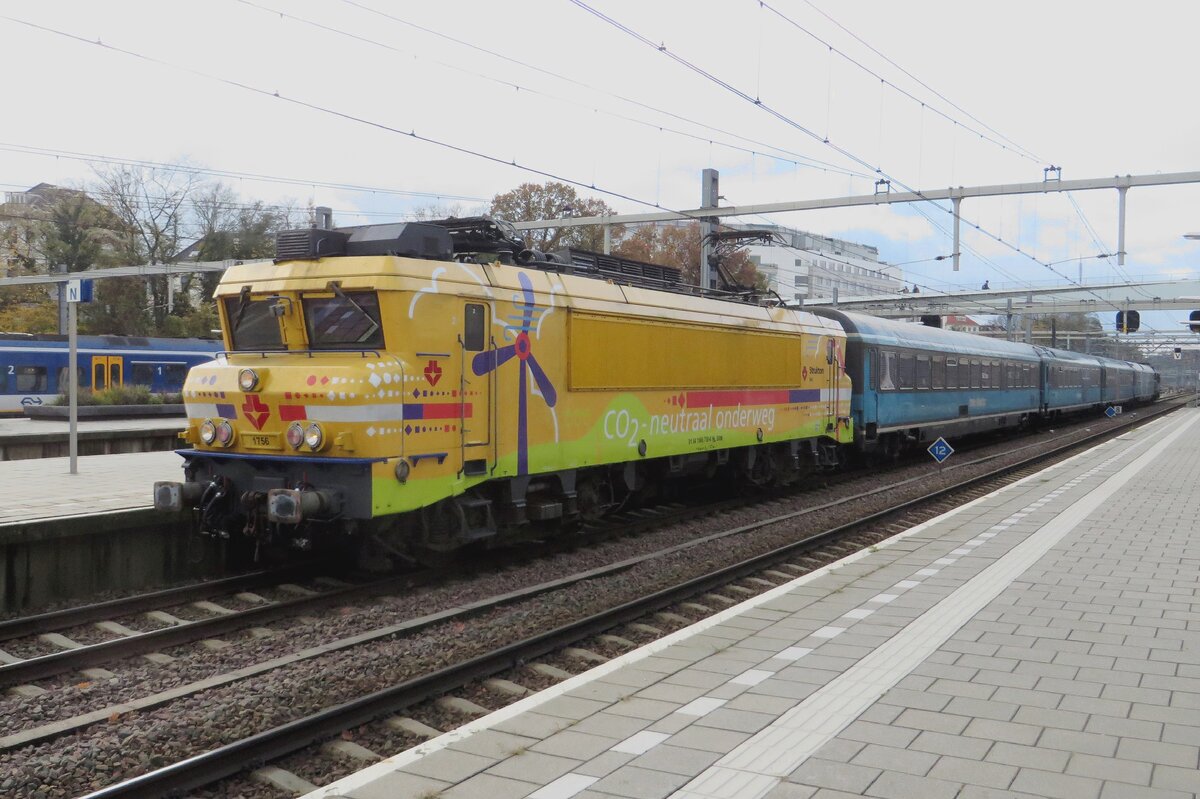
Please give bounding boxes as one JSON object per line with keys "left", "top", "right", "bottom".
{"left": 735, "top": 223, "right": 905, "bottom": 304}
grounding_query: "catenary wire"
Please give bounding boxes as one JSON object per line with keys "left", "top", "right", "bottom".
{"left": 568, "top": 0, "right": 1149, "bottom": 328}
{"left": 785, "top": 1, "right": 1152, "bottom": 312}
{"left": 786, "top": 0, "right": 1042, "bottom": 162}
{"left": 333, "top": 0, "right": 868, "bottom": 178}
{"left": 0, "top": 142, "right": 486, "bottom": 203}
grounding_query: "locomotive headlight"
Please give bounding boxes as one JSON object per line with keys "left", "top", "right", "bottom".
{"left": 304, "top": 422, "right": 325, "bottom": 451}
{"left": 285, "top": 422, "right": 305, "bottom": 450}
{"left": 215, "top": 420, "right": 235, "bottom": 448}
{"left": 199, "top": 419, "right": 217, "bottom": 445}
{"left": 238, "top": 368, "right": 260, "bottom": 392}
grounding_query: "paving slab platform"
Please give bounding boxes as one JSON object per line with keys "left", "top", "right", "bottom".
{"left": 0, "top": 416, "right": 186, "bottom": 461}
{"left": 0, "top": 449, "right": 183, "bottom": 538}
{"left": 304, "top": 407, "right": 1200, "bottom": 799}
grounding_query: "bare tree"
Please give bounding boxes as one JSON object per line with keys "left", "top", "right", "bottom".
{"left": 91, "top": 165, "right": 198, "bottom": 329}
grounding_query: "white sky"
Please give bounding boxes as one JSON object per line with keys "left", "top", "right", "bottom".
{"left": 3, "top": 0, "right": 1199, "bottom": 330}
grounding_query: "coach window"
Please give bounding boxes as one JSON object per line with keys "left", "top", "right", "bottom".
{"left": 880, "top": 351, "right": 897, "bottom": 391}
{"left": 991, "top": 361, "right": 1001, "bottom": 389}
{"left": 945, "top": 358, "right": 957, "bottom": 389}
{"left": 132, "top": 364, "right": 155, "bottom": 385}
{"left": 916, "top": 356, "right": 931, "bottom": 389}
{"left": 464, "top": 303, "right": 485, "bottom": 351}
{"left": 15, "top": 366, "right": 47, "bottom": 393}
{"left": 57, "top": 367, "right": 85, "bottom": 393}
{"left": 932, "top": 356, "right": 944, "bottom": 389}
{"left": 898, "top": 353, "right": 915, "bottom": 389}
{"left": 970, "top": 360, "right": 982, "bottom": 389}
{"left": 163, "top": 364, "right": 188, "bottom": 387}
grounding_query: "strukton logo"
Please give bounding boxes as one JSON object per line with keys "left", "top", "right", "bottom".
{"left": 424, "top": 359, "right": 443, "bottom": 387}
{"left": 242, "top": 394, "right": 270, "bottom": 430}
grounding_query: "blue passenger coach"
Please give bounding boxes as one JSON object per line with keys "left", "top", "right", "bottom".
{"left": 1036, "top": 346, "right": 1105, "bottom": 415}
{"left": 0, "top": 333, "right": 221, "bottom": 415}
{"left": 812, "top": 310, "right": 1043, "bottom": 456}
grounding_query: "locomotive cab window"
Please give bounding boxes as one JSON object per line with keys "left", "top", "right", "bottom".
{"left": 464, "top": 303, "right": 485, "bottom": 351}
{"left": 224, "top": 296, "right": 286, "bottom": 351}
{"left": 303, "top": 290, "right": 384, "bottom": 350}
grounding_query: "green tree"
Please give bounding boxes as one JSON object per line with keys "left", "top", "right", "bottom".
{"left": 190, "top": 188, "right": 301, "bottom": 299}
{"left": 489, "top": 182, "right": 617, "bottom": 252}
{"left": 0, "top": 187, "right": 122, "bottom": 334}
{"left": 41, "top": 190, "right": 119, "bottom": 273}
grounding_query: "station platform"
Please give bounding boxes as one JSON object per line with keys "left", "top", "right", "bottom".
{"left": 0, "top": 450, "right": 181, "bottom": 532}
{"left": 0, "top": 415, "right": 185, "bottom": 461}
{"left": 305, "top": 407, "right": 1200, "bottom": 799}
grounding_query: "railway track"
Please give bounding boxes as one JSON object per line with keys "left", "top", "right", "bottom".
{"left": 46, "top": 398, "right": 1185, "bottom": 799}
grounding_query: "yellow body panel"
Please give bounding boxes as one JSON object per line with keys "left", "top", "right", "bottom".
{"left": 569, "top": 313, "right": 804, "bottom": 390}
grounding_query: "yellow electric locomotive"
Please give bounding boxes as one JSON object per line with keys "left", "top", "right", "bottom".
{"left": 155, "top": 217, "right": 853, "bottom": 560}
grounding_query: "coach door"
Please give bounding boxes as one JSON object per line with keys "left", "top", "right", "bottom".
{"left": 91, "top": 356, "right": 123, "bottom": 391}
{"left": 460, "top": 303, "right": 490, "bottom": 476}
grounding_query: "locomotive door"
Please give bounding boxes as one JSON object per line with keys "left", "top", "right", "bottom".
{"left": 461, "top": 302, "right": 490, "bottom": 476}
{"left": 825, "top": 338, "right": 838, "bottom": 430}
{"left": 90, "top": 356, "right": 123, "bottom": 391}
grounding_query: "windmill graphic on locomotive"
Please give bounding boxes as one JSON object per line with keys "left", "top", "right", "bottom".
{"left": 154, "top": 215, "right": 854, "bottom": 564}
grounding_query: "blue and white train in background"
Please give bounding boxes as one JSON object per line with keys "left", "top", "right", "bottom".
{"left": 810, "top": 309, "right": 1160, "bottom": 458}
{"left": 0, "top": 333, "right": 222, "bottom": 415}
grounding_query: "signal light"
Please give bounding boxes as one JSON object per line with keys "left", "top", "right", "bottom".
{"left": 304, "top": 422, "right": 325, "bottom": 451}
{"left": 1115, "top": 310, "right": 1140, "bottom": 333}
{"left": 215, "top": 421, "right": 234, "bottom": 447}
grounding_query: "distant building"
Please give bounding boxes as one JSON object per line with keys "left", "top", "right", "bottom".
{"left": 942, "top": 314, "right": 983, "bottom": 333}
{"left": 730, "top": 223, "right": 905, "bottom": 304}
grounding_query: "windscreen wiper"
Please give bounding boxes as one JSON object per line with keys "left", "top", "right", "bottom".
{"left": 328, "top": 283, "right": 380, "bottom": 343}
{"left": 232, "top": 285, "right": 252, "bottom": 334}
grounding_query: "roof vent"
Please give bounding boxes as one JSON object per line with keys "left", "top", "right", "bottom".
{"left": 275, "top": 228, "right": 348, "bottom": 261}
{"left": 344, "top": 223, "right": 452, "bottom": 260}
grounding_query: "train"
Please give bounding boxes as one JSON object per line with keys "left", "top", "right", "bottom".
{"left": 0, "top": 333, "right": 222, "bottom": 415}
{"left": 152, "top": 216, "right": 1159, "bottom": 562}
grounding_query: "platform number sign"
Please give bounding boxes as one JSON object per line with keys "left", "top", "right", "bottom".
{"left": 927, "top": 437, "right": 954, "bottom": 464}
{"left": 65, "top": 279, "right": 93, "bottom": 303}
{"left": 1105, "top": 406, "right": 1123, "bottom": 418}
